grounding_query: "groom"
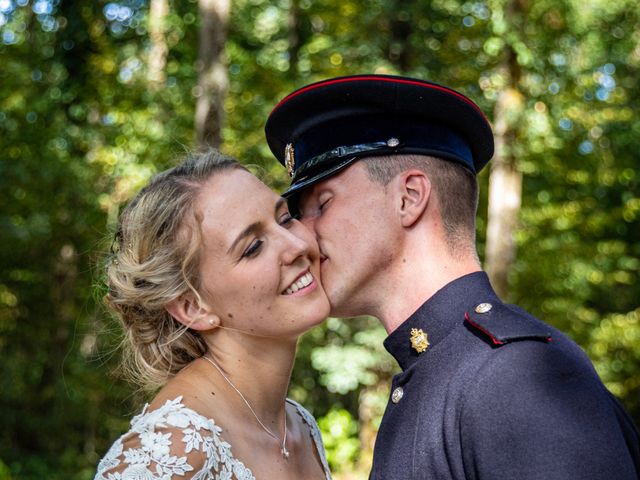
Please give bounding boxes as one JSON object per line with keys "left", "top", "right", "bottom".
{"left": 265, "top": 74, "right": 640, "bottom": 479}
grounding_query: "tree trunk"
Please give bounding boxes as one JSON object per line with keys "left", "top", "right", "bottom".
{"left": 288, "top": 0, "right": 301, "bottom": 74}
{"left": 195, "top": 0, "right": 230, "bottom": 148}
{"left": 388, "top": 0, "right": 412, "bottom": 71}
{"left": 148, "top": 0, "right": 169, "bottom": 87}
{"left": 485, "top": 46, "right": 524, "bottom": 300}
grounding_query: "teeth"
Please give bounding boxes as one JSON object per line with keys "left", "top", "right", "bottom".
{"left": 284, "top": 272, "right": 313, "bottom": 295}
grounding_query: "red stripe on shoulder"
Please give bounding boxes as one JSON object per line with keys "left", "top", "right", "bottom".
{"left": 465, "top": 311, "right": 505, "bottom": 346}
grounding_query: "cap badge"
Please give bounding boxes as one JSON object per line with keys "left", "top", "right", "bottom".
{"left": 284, "top": 143, "right": 295, "bottom": 177}
{"left": 386, "top": 137, "right": 400, "bottom": 147}
{"left": 410, "top": 328, "right": 430, "bottom": 353}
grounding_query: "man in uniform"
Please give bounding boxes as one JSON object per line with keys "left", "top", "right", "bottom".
{"left": 265, "top": 74, "right": 640, "bottom": 479}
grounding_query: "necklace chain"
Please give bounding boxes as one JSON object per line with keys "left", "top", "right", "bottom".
{"left": 202, "top": 355, "right": 290, "bottom": 459}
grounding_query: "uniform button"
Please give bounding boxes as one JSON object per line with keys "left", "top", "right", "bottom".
{"left": 475, "top": 302, "right": 493, "bottom": 314}
{"left": 391, "top": 387, "right": 404, "bottom": 404}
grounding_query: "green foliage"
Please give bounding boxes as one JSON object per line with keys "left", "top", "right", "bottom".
{"left": 1, "top": 0, "right": 639, "bottom": 478}
{"left": 0, "top": 459, "right": 12, "bottom": 480}
{"left": 317, "top": 409, "right": 361, "bottom": 470}
{"left": 311, "top": 319, "right": 393, "bottom": 394}
{"left": 589, "top": 309, "right": 640, "bottom": 412}
{"left": 0, "top": 0, "right": 199, "bottom": 477}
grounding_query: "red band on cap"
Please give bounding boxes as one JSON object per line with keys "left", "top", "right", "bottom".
{"left": 271, "top": 75, "right": 488, "bottom": 121}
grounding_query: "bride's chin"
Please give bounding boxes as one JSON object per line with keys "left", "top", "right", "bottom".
{"left": 297, "top": 304, "right": 330, "bottom": 330}
{"left": 314, "top": 300, "right": 331, "bottom": 324}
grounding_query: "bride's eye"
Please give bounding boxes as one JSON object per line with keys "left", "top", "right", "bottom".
{"left": 241, "top": 239, "right": 263, "bottom": 259}
{"left": 279, "top": 213, "right": 295, "bottom": 226}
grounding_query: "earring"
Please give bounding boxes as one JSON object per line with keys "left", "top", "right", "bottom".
{"left": 208, "top": 318, "right": 215, "bottom": 326}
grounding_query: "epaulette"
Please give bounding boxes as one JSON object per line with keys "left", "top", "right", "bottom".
{"left": 465, "top": 301, "right": 552, "bottom": 347}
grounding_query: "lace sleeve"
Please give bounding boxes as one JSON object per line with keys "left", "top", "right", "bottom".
{"left": 94, "top": 397, "right": 255, "bottom": 480}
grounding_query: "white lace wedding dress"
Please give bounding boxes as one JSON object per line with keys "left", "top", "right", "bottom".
{"left": 94, "top": 396, "right": 332, "bottom": 480}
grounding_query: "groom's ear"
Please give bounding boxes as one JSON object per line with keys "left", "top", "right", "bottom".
{"left": 396, "top": 169, "right": 432, "bottom": 228}
{"left": 165, "top": 293, "right": 220, "bottom": 331}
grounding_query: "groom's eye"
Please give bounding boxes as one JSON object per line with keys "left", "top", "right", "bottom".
{"left": 317, "top": 194, "right": 332, "bottom": 213}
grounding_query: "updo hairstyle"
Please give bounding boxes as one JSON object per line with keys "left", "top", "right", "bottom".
{"left": 105, "top": 149, "right": 246, "bottom": 392}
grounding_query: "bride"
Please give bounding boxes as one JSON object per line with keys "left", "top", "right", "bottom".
{"left": 95, "top": 149, "right": 332, "bottom": 479}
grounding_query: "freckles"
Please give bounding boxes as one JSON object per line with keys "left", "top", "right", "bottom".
{"left": 227, "top": 313, "right": 233, "bottom": 318}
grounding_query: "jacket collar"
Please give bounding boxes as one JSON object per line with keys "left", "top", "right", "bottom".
{"left": 383, "top": 271, "right": 499, "bottom": 371}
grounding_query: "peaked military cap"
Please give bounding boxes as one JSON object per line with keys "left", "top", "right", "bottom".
{"left": 265, "top": 74, "right": 494, "bottom": 213}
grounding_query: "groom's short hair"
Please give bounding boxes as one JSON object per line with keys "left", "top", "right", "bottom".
{"left": 363, "top": 153, "right": 479, "bottom": 257}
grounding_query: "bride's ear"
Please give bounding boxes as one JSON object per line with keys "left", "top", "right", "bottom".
{"left": 165, "top": 293, "right": 220, "bottom": 331}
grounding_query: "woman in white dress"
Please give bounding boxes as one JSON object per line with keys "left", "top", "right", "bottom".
{"left": 95, "top": 150, "right": 332, "bottom": 479}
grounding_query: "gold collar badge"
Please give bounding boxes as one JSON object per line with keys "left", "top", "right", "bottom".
{"left": 410, "top": 328, "right": 430, "bottom": 353}
{"left": 284, "top": 143, "right": 295, "bottom": 177}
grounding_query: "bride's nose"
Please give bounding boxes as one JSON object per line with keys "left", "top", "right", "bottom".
{"left": 278, "top": 228, "right": 310, "bottom": 266}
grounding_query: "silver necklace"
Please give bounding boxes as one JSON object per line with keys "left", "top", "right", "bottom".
{"left": 202, "top": 355, "right": 290, "bottom": 459}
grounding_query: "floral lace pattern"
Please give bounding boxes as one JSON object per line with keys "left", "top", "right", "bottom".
{"left": 94, "top": 396, "right": 331, "bottom": 480}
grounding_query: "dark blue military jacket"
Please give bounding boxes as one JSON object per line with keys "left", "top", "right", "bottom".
{"left": 370, "top": 272, "right": 640, "bottom": 479}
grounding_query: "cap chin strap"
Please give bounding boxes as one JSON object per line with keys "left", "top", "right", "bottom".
{"left": 292, "top": 140, "right": 402, "bottom": 183}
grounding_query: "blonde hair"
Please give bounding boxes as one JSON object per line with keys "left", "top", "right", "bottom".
{"left": 105, "top": 149, "right": 246, "bottom": 392}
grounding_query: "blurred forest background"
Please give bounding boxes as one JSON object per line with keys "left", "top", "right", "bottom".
{"left": 1, "top": 0, "right": 639, "bottom": 478}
